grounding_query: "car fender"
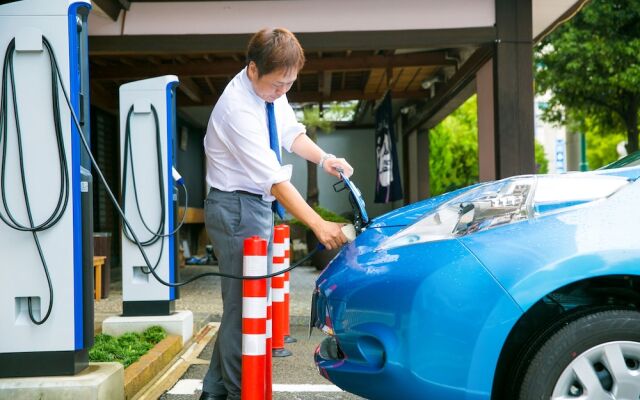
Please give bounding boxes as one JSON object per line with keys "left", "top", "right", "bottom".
{"left": 460, "top": 181, "right": 640, "bottom": 313}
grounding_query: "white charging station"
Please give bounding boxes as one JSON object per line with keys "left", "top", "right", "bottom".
{"left": 0, "top": 0, "right": 94, "bottom": 377}
{"left": 118, "top": 76, "right": 181, "bottom": 316}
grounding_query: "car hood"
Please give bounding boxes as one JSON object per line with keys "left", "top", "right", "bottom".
{"left": 367, "top": 185, "right": 477, "bottom": 229}
{"left": 366, "top": 166, "right": 640, "bottom": 230}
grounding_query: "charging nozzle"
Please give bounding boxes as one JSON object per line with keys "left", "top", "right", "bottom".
{"left": 341, "top": 223, "right": 356, "bottom": 242}
{"left": 172, "top": 167, "right": 184, "bottom": 185}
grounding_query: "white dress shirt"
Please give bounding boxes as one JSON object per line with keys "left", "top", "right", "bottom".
{"left": 204, "top": 67, "right": 306, "bottom": 201}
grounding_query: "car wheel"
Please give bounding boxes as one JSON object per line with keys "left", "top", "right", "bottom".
{"left": 518, "top": 309, "right": 640, "bottom": 400}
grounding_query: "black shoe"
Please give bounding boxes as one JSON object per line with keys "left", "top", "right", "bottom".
{"left": 199, "top": 391, "right": 226, "bottom": 400}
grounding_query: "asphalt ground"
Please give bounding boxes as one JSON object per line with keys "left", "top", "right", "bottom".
{"left": 95, "top": 261, "right": 322, "bottom": 331}
{"left": 95, "top": 260, "right": 365, "bottom": 399}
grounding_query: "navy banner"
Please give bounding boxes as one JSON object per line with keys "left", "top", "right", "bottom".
{"left": 374, "top": 93, "right": 403, "bottom": 203}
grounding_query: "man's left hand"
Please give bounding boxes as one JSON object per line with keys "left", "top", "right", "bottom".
{"left": 323, "top": 157, "right": 354, "bottom": 179}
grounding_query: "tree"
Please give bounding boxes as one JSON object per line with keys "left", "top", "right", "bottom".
{"left": 535, "top": 0, "right": 640, "bottom": 152}
{"left": 429, "top": 96, "right": 479, "bottom": 196}
{"left": 430, "top": 95, "right": 549, "bottom": 196}
{"left": 534, "top": 141, "right": 549, "bottom": 174}
{"left": 587, "top": 131, "right": 626, "bottom": 168}
{"left": 580, "top": 114, "right": 627, "bottom": 169}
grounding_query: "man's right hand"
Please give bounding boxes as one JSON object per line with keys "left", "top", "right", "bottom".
{"left": 312, "top": 220, "right": 348, "bottom": 250}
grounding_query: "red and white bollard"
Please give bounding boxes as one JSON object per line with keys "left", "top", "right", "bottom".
{"left": 265, "top": 283, "right": 272, "bottom": 400}
{"left": 272, "top": 225, "right": 292, "bottom": 357}
{"left": 283, "top": 225, "right": 296, "bottom": 343}
{"left": 241, "top": 236, "right": 268, "bottom": 400}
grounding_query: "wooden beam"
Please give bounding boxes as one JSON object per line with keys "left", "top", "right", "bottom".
{"left": 177, "top": 78, "right": 202, "bottom": 103}
{"left": 178, "top": 89, "right": 428, "bottom": 107}
{"left": 406, "top": 45, "right": 494, "bottom": 133}
{"left": 90, "top": 81, "right": 118, "bottom": 112}
{"left": 177, "top": 207, "right": 204, "bottom": 224}
{"left": 92, "top": 0, "right": 123, "bottom": 21}
{"left": 89, "top": 28, "right": 496, "bottom": 55}
{"left": 494, "top": 0, "right": 535, "bottom": 177}
{"left": 204, "top": 77, "right": 217, "bottom": 96}
{"left": 91, "top": 51, "right": 455, "bottom": 80}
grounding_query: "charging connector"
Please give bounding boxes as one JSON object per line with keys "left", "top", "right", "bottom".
{"left": 341, "top": 224, "right": 356, "bottom": 243}
{"left": 172, "top": 167, "right": 184, "bottom": 185}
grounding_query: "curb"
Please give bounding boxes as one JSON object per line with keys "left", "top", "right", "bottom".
{"left": 124, "top": 335, "right": 182, "bottom": 399}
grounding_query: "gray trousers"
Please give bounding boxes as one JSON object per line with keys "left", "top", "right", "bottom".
{"left": 202, "top": 188, "right": 273, "bottom": 399}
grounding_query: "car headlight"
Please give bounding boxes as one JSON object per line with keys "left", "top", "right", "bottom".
{"left": 378, "top": 174, "right": 629, "bottom": 251}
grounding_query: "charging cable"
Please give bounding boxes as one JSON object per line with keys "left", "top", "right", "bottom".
{"left": 121, "top": 104, "right": 187, "bottom": 273}
{"left": 39, "top": 34, "right": 355, "bottom": 287}
{"left": 0, "top": 37, "right": 70, "bottom": 324}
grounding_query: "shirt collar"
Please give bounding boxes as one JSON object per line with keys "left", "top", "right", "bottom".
{"left": 239, "top": 66, "right": 266, "bottom": 107}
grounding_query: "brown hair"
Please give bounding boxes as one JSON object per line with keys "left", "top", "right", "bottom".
{"left": 246, "top": 28, "right": 305, "bottom": 76}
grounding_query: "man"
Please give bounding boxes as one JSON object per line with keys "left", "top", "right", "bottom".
{"left": 200, "top": 27, "right": 353, "bottom": 400}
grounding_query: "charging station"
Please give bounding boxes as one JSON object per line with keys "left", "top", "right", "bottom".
{"left": 119, "top": 76, "right": 180, "bottom": 317}
{"left": 0, "top": 0, "right": 94, "bottom": 377}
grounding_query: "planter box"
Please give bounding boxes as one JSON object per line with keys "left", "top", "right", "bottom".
{"left": 124, "top": 335, "right": 182, "bottom": 399}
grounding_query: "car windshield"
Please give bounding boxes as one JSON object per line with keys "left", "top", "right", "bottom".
{"left": 601, "top": 151, "right": 640, "bottom": 169}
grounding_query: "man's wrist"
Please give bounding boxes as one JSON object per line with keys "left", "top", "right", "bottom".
{"left": 319, "top": 153, "right": 336, "bottom": 169}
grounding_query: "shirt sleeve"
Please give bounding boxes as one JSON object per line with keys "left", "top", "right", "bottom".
{"left": 219, "top": 108, "right": 292, "bottom": 198}
{"left": 279, "top": 99, "right": 306, "bottom": 153}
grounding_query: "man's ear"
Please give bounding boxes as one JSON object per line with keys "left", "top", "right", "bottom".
{"left": 247, "top": 61, "right": 257, "bottom": 79}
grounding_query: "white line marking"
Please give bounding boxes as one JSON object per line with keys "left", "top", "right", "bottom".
{"left": 167, "top": 379, "right": 344, "bottom": 395}
{"left": 272, "top": 384, "right": 343, "bottom": 392}
{"left": 167, "top": 379, "right": 202, "bottom": 395}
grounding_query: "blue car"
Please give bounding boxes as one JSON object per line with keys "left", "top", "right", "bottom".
{"left": 311, "top": 153, "right": 640, "bottom": 400}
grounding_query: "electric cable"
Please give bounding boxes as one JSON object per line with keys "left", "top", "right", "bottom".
{"left": 39, "top": 33, "right": 344, "bottom": 287}
{"left": 0, "top": 37, "right": 70, "bottom": 325}
{"left": 0, "top": 32, "right": 333, "bottom": 332}
{"left": 121, "top": 104, "right": 188, "bottom": 274}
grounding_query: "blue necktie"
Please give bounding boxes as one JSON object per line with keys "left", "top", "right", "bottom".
{"left": 266, "top": 102, "right": 285, "bottom": 219}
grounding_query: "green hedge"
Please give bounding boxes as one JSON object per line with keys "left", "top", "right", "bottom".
{"left": 89, "top": 326, "right": 167, "bottom": 368}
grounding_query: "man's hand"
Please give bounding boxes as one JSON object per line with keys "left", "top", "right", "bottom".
{"left": 312, "top": 220, "right": 348, "bottom": 250}
{"left": 323, "top": 157, "right": 354, "bottom": 179}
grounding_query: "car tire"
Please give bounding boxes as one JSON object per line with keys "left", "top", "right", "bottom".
{"left": 518, "top": 309, "right": 640, "bottom": 400}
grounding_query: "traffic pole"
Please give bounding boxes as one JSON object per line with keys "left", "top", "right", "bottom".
{"left": 241, "top": 236, "right": 268, "bottom": 400}
{"left": 272, "top": 225, "right": 291, "bottom": 357}
{"left": 265, "top": 283, "right": 272, "bottom": 400}
{"left": 283, "top": 224, "right": 296, "bottom": 343}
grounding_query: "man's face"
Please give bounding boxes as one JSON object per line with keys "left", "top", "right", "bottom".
{"left": 247, "top": 62, "right": 298, "bottom": 103}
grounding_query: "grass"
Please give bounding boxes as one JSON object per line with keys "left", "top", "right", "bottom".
{"left": 89, "top": 326, "right": 167, "bottom": 368}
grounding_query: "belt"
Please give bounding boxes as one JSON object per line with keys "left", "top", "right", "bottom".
{"left": 211, "top": 187, "right": 263, "bottom": 199}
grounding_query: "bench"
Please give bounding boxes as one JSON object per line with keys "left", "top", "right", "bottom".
{"left": 93, "top": 256, "right": 106, "bottom": 300}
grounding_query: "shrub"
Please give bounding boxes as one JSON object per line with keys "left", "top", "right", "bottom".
{"left": 89, "top": 326, "right": 167, "bottom": 368}
{"left": 289, "top": 205, "right": 349, "bottom": 229}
